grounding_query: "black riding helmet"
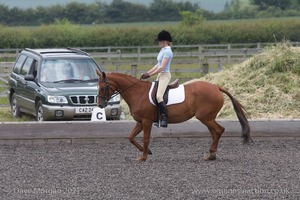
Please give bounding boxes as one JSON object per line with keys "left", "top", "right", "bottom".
{"left": 157, "top": 30, "right": 172, "bottom": 42}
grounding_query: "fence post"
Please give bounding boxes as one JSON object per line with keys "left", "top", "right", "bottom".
{"left": 202, "top": 63, "right": 209, "bottom": 74}
{"left": 137, "top": 46, "right": 141, "bottom": 62}
{"left": 100, "top": 58, "right": 106, "bottom": 71}
{"left": 227, "top": 44, "right": 231, "bottom": 62}
{"left": 117, "top": 49, "right": 121, "bottom": 61}
{"left": 198, "top": 45, "right": 204, "bottom": 61}
{"left": 108, "top": 47, "right": 111, "bottom": 61}
{"left": 218, "top": 62, "right": 222, "bottom": 71}
{"left": 131, "top": 64, "right": 137, "bottom": 77}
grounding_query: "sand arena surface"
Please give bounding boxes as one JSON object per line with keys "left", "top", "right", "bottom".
{"left": 1, "top": 137, "right": 299, "bottom": 199}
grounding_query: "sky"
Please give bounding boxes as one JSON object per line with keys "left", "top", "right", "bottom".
{"left": 0, "top": 0, "right": 228, "bottom": 13}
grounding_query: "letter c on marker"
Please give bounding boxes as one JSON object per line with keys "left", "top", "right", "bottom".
{"left": 96, "top": 112, "right": 103, "bottom": 120}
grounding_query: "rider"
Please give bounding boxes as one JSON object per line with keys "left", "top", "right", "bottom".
{"left": 140, "top": 30, "right": 173, "bottom": 128}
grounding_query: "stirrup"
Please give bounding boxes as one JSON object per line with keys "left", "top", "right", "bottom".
{"left": 153, "top": 119, "right": 168, "bottom": 128}
{"left": 160, "top": 119, "right": 168, "bottom": 128}
{"left": 154, "top": 118, "right": 168, "bottom": 128}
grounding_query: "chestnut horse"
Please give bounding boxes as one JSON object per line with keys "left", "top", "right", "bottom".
{"left": 96, "top": 71, "right": 251, "bottom": 161}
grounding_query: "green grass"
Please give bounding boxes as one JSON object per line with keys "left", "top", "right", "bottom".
{"left": 0, "top": 80, "right": 9, "bottom": 105}
{"left": 0, "top": 96, "right": 35, "bottom": 122}
{"left": 0, "top": 106, "right": 35, "bottom": 122}
{"left": 0, "top": 107, "right": 11, "bottom": 121}
{"left": 0, "top": 97, "right": 9, "bottom": 104}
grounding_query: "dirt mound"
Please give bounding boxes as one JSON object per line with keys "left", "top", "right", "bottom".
{"left": 198, "top": 43, "right": 300, "bottom": 119}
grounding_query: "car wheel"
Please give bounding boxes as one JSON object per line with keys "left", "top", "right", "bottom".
{"left": 10, "top": 93, "right": 22, "bottom": 118}
{"left": 36, "top": 101, "right": 45, "bottom": 122}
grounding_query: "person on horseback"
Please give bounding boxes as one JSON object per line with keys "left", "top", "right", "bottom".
{"left": 140, "top": 30, "right": 173, "bottom": 127}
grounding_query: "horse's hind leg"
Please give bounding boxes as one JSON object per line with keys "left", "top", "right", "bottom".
{"left": 201, "top": 119, "right": 225, "bottom": 161}
{"left": 129, "top": 122, "right": 152, "bottom": 155}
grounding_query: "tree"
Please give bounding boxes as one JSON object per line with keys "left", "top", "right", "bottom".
{"left": 251, "top": 0, "right": 292, "bottom": 10}
{"left": 231, "top": 0, "right": 241, "bottom": 13}
{"left": 149, "top": 0, "right": 181, "bottom": 21}
{"left": 224, "top": 1, "right": 231, "bottom": 12}
{"left": 0, "top": 5, "right": 10, "bottom": 25}
{"left": 104, "top": 0, "right": 149, "bottom": 23}
{"left": 180, "top": 9, "right": 204, "bottom": 26}
{"left": 64, "top": 2, "right": 89, "bottom": 24}
{"left": 8, "top": 7, "right": 24, "bottom": 25}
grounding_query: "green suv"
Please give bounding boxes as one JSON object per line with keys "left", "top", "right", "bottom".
{"left": 8, "top": 48, "right": 121, "bottom": 121}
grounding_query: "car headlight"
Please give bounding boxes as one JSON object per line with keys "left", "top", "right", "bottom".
{"left": 108, "top": 93, "right": 121, "bottom": 103}
{"left": 47, "top": 96, "right": 68, "bottom": 104}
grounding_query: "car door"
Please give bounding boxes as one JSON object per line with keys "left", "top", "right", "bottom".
{"left": 17, "top": 57, "right": 38, "bottom": 114}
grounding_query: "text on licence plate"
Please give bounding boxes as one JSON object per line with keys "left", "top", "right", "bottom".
{"left": 76, "top": 107, "right": 94, "bottom": 113}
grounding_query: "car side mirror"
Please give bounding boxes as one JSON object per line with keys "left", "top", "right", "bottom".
{"left": 24, "top": 74, "right": 35, "bottom": 81}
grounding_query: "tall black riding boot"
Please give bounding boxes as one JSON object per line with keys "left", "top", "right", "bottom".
{"left": 158, "top": 101, "right": 168, "bottom": 128}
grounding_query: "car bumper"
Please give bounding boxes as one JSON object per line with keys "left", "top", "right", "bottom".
{"left": 42, "top": 104, "right": 121, "bottom": 120}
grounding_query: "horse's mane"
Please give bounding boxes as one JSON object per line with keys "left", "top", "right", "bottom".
{"left": 108, "top": 72, "right": 136, "bottom": 79}
{"left": 107, "top": 72, "right": 152, "bottom": 83}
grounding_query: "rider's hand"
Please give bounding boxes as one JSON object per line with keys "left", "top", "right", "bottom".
{"left": 140, "top": 73, "right": 150, "bottom": 80}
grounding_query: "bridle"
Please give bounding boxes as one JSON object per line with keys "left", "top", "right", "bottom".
{"left": 97, "top": 78, "right": 111, "bottom": 106}
{"left": 97, "top": 76, "right": 139, "bottom": 107}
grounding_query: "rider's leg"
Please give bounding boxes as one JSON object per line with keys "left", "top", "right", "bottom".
{"left": 157, "top": 101, "right": 168, "bottom": 127}
{"left": 156, "top": 72, "right": 171, "bottom": 128}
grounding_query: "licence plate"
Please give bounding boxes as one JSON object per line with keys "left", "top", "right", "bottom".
{"left": 76, "top": 107, "right": 95, "bottom": 113}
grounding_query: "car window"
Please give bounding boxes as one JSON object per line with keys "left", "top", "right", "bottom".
{"left": 13, "top": 54, "right": 27, "bottom": 74}
{"left": 40, "top": 58, "right": 100, "bottom": 82}
{"left": 20, "top": 57, "right": 34, "bottom": 76}
{"left": 72, "top": 60, "right": 99, "bottom": 80}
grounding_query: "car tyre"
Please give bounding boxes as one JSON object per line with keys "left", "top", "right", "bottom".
{"left": 11, "top": 93, "right": 22, "bottom": 118}
{"left": 36, "top": 101, "right": 45, "bottom": 122}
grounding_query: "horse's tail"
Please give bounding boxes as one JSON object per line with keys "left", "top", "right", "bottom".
{"left": 219, "top": 87, "right": 251, "bottom": 144}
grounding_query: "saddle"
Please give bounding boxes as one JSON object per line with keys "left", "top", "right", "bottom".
{"left": 151, "top": 78, "right": 179, "bottom": 105}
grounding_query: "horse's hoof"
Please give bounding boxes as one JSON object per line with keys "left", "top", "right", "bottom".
{"left": 203, "top": 153, "right": 217, "bottom": 161}
{"left": 136, "top": 156, "right": 147, "bottom": 161}
{"left": 147, "top": 148, "right": 152, "bottom": 155}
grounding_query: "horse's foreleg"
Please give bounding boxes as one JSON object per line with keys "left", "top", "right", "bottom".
{"left": 201, "top": 120, "right": 225, "bottom": 161}
{"left": 129, "top": 122, "right": 152, "bottom": 155}
{"left": 136, "top": 120, "right": 152, "bottom": 161}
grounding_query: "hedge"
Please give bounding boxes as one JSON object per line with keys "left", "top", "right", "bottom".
{"left": 0, "top": 18, "right": 300, "bottom": 48}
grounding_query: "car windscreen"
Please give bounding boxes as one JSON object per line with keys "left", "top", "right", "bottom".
{"left": 40, "top": 58, "right": 100, "bottom": 83}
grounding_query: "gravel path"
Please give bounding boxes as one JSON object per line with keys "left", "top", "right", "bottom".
{"left": 1, "top": 137, "right": 300, "bottom": 200}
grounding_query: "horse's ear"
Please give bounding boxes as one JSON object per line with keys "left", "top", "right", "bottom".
{"left": 96, "top": 70, "right": 106, "bottom": 79}
{"left": 96, "top": 70, "right": 102, "bottom": 77}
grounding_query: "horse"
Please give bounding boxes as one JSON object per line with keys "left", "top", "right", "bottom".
{"left": 96, "top": 71, "right": 251, "bottom": 161}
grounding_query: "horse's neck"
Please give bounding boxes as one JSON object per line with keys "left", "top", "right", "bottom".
{"left": 110, "top": 74, "right": 138, "bottom": 92}
{"left": 109, "top": 73, "right": 150, "bottom": 106}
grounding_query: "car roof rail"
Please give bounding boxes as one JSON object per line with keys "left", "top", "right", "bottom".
{"left": 24, "top": 48, "right": 40, "bottom": 56}
{"left": 67, "top": 47, "right": 90, "bottom": 56}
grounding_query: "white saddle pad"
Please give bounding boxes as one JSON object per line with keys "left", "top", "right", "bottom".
{"left": 148, "top": 82, "right": 185, "bottom": 106}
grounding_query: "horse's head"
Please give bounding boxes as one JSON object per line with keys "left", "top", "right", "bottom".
{"left": 96, "top": 70, "right": 115, "bottom": 108}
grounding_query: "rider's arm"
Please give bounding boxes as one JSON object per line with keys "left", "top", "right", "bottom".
{"left": 148, "top": 57, "right": 169, "bottom": 76}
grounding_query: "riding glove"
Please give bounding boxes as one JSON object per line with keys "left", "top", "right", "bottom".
{"left": 140, "top": 73, "right": 150, "bottom": 80}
